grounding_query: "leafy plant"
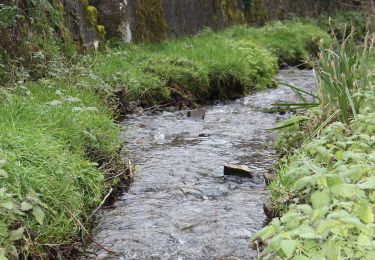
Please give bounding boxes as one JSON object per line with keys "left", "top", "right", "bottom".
{"left": 255, "top": 112, "right": 375, "bottom": 259}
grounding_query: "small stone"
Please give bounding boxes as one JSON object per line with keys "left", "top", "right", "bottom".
{"left": 224, "top": 164, "right": 252, "bottom": 178}
{"left": 187, "top": 108, "right": 206, "bottom": 120}
{"left": 263, "top": 200, "right": 274, "bottom": 219}
{"left": 263, "top": 171, "right": 276, "bottom": 186}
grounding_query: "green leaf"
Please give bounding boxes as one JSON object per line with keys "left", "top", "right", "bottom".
{"left": 342, "top": 151, "right": 366, "bottom": 162}
{"left": 293, "top": 175, "right": 321, "bottom": 191}
{"left": 355, "top": 203, "right": 374, "bottom": 224}
{"left": 324, "top": 238, "right": 339, "bottom": 260}
{"left": 0, "top": 222, "right": 8, "bottom": 237}
{"left": 316, "top": 219, "right": 339, "bottom": 235}
{"left": 1, "top": 201, "right": 14, "bottom": 210}
{"left": 357, "top": 234, "right": 371, "bottom": 247}
{"left": 335, "top": 150, "right": 344, "bottom": 160}
{"left": 9, "top": 227, "right": 25, "bottom": 241}
{"left": 254, "top": 225, "right": 275, "bottom": 240}
{"left": 296, "top": 225, "right": 320, "bottom": 239}
{"left": 330, "top": 184, "right": 362, "bottom": 199}
{"left": 357, "top": 176, "right": 375, "bottom": 190}
{"left": 281, "top": 240, "right": 297, "bottom": 258}
{"left": 20, "top": 201, "right": 33, "bottom": 212}
{"left": 32, "top": 206, "right": 45, "bottom": 225}
{"left": 292, "top": 255, "right": 309, "bottom": 260}
{"left": 281, "top": 211, "right": 301, "bottom": 223}
{"left": 311, "top": 190, "right": 331, "bottom": 209}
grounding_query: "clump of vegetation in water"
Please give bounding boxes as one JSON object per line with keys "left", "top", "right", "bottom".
{"left": 254, "top": 32, "right": 375, "bottom": 259}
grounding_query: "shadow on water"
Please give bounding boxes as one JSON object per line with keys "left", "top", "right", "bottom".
{"left": 85, "top": 69, "right": 316, "bottom": 259}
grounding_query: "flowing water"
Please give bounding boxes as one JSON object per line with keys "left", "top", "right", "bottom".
{"left": 86, "top": 70, "right": 315, "bottom": 259}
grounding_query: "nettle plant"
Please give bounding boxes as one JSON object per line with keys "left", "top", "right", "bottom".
{"left": 253, "top": 112, "right": 375, "bottom": 259}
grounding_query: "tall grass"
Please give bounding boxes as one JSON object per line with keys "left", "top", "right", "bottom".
{"left": 274, "top": 31, "right": 374, "bottom": 143}
{"left": 315, "top": 33, "right": 373, "bottom": 124}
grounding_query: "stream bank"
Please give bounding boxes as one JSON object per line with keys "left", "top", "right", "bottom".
{"left": 85, "top": 69, "right": 315, "bottom": 259}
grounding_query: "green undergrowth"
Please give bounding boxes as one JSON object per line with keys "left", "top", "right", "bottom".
{"left": 224, "top": 20, "right": 331, "bottom": 66}
{"left": 256, "top": 112, "right": 375, "bottom": 259}
{"left": 318, "top": 10, "right": 368, "bottom": 41}
{"left": 0, "top": 81, "right": 121, "bottom": 258}
{"left": 254, "top": 33, "right": 375, "bottom": 259}
{"left": 90, "top": 20, "right": 329, "bottom": 106}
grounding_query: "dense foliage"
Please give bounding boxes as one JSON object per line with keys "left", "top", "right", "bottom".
{"left": 254, "top": 32, "right": 375, "bottom": 259}
{"left": 257, "top": 112, "right": 375, "bottom": 259}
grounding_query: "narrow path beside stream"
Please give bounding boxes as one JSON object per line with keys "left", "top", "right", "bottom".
{"left": 86, "top": 69, "right": 315, "bottom": 259}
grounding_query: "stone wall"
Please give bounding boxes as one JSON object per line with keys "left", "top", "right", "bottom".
{"left": 62, "top": 0, "right": 99, "bottom": 48}
{"left": 87, "top": 0, "right": 360, "bottom": 43}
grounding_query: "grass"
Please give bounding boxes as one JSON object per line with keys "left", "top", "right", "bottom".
{"left": 0, "top": 18, "right": 331, "bottom": 258}
{"left": 89, "top": 20, "right": 329, "bottom": 108}
{"left": 224, "top": 19, "right": 331, "bottom": 66}
{"left": 0, "top": 81, "right": 121, "bottom": 258}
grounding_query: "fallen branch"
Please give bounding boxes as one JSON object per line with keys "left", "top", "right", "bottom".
{"left": 88, "top": 188, "right": 114, "bottom": 221}
{"left": 65, "top": 207, "right": 117, "bottom": 255}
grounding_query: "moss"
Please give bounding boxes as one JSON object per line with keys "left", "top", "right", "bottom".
{"left": 220, "top": 0, "right": 246, "bottom": 25}
{"left": 97, "top": 25, "right": 106, "bottom": 40}
{"left": 133, "top": 0, "right": 168, "bottom": 43}
{"left": 80, "top": 0, "right": 89, "bottom": 6}
{"left": 211, "top": 15, "right": 219, "bottom": 28}
{"left": 86, "top": 6, "right": 97, "bottom": 27}
{"left": 244, "top": 0, "right": 270, "bottom": 26}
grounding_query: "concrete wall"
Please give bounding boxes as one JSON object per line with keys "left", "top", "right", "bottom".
{"left": 82, "top": 0, "right": 361, "bottom": 43}
{"left": 62, "top": 0, "right": 99, "bottom": 48}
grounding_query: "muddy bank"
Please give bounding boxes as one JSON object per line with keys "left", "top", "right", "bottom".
{"left": 85, "top": 69, "right": 315, "bottom": 259}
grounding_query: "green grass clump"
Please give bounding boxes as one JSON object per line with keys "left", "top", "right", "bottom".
{"left": 92, "top": 30, "right": 278, "bottom": 104}
{"left": 0, "top": 81, "right": 120, "bottom": 258}
{"left": 224, "top": 20, "right": 330, "bottom": 66}
{"left": 91, "top": 20, "right": 329, "bottom": 106}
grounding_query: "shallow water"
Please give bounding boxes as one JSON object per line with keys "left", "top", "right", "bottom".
{"left": 86, "top": 69, "right": 315, "bottom": 259}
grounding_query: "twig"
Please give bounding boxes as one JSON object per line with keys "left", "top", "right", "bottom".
{"left": 105, "top": 172, "right": 127, "bottom": 181}
{"left": 65, "top": 207, "right": 117, "bottom": 254}
{"left": 88, "top": 188, "right": 114, "bottom": 220}
{"left": 143, "top": 102, "right": 172, "bottom": 112}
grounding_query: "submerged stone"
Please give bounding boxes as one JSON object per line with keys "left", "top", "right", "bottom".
{"left": 224, "top": 164, "right": 253, "bottom": 178}
{"left": 187, "top": 108, "right": 206, "bottom": 120}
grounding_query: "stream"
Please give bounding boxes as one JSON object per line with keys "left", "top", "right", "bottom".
{"left": 85, "top": 69, "right": 316, "bottom": 259}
